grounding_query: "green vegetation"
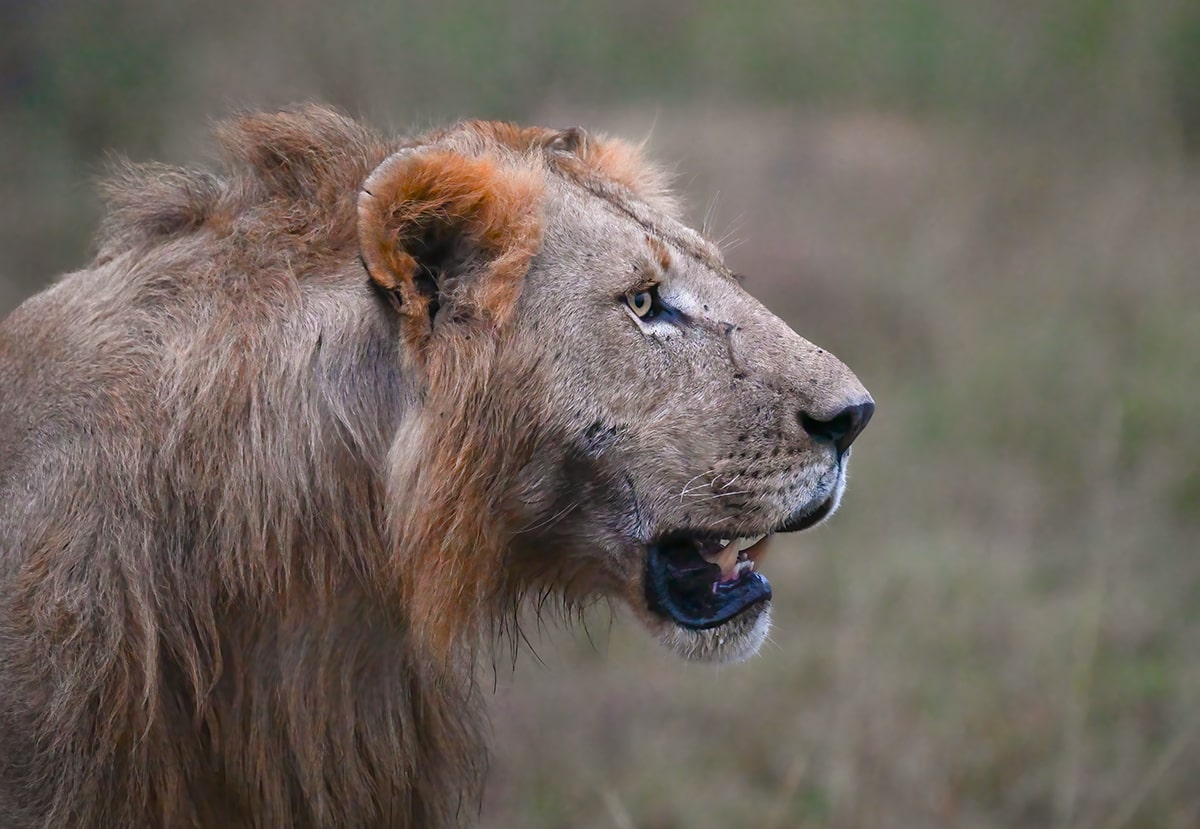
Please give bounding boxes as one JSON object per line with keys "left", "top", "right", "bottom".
{"left": 1, "top": 2, "right": 1196, "bottom": 826}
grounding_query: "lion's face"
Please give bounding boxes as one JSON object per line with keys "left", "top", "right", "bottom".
{"left": 504, "top": 169, "right": 873, "bottom": 664}
{"left": 357, "top": 123, "right": 872, "bottom": 663}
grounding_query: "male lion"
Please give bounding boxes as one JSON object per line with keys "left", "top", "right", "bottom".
{"left": 0, "top": 106, "right": 872, "bottom": 827}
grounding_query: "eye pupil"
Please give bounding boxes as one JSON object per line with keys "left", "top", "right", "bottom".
{"left": 629, "top": 290, "right": 655, "bottom": 318}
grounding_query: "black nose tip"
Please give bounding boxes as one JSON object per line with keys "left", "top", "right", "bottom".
{"left": 800, "top": 400, "right": 875, "bottom": 456}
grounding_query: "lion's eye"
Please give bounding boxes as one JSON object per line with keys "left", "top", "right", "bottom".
{"left": 625, "top": 288, "right": 659, "bottom": 320}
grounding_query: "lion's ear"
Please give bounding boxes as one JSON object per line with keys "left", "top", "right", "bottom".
{"left": 357, "top": 148, "right": 544, "bottom": 341}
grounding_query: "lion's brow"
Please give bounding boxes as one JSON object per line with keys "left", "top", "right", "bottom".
{"left": 645, "top": 236, "right": 673, "bottom": 272}
{"left": 558, "top": 170, "right": 735, "bottom": 279}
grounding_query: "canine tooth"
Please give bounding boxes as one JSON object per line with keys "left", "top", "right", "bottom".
{"left": 744, "top": 535, "right": 773, "bottom": 565}
{"left": 697, "top": 539, "right": 738, "bottom": 579}
{"left": 717, "top": 541, "right": 739, "bottom": 572}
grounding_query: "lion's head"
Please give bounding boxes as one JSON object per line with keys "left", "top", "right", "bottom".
{"left": 356, "top": 119, "right": 873, "bottom": 664}
{"left": 0, "top": 106, "right": 874, "bottom": 825}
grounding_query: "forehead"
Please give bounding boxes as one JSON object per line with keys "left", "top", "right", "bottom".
{"left": 540, "top": 155, "right": 737, "bottom": 286}
{"left": 540, "top": 180, "right": 741, "bottom": 293}
{"left": 433, "top": 119, "right": 734, "bottom": 281}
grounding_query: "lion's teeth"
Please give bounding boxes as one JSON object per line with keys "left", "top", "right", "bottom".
{"left": 700, "top": 537, "right": 766, "bottom": 577}
{"left": 699, "top": 539, "right": 739, "bottom": 575}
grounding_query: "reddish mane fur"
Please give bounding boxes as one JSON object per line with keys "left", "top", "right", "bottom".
{"left": 0, "top": 105, "right": 671, "bottom": 828}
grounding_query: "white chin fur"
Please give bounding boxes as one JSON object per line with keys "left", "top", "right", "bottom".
{"left": 653, "top": 601, "right": 772, "bottom": 664}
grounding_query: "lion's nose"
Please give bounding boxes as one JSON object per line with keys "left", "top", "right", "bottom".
{"left": 800, "top": 400, "right": 875, "bottom": 456}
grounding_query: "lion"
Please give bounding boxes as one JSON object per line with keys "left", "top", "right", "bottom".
{"left": 0, "top": 105, "right": 873, "bottom": 828}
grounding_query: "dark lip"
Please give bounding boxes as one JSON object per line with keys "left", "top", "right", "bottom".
{"left": 650, "top": 528, "right": 759, "bottom": 546}
{"left": 648, "top": 490, "right": 837, "bottom": 548}
{"left": 641, "top": 492, "right": 836, "bottom": 630}
{"left": 776, "top": 493, "right": 837, "bottom": 533}
{"left": 644, "top": 540, "right": 771, "bottom": 630}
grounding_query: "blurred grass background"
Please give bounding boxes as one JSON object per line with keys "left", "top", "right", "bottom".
{"left": 2, "top": 1, "right": 1198, "bottom": 826}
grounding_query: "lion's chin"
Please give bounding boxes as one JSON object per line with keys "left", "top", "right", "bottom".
{"left": 622, "top": 469, "right": 849, "bottom": 664}
{"left": 643, "top": 601, "right": 773, "bottom": 664}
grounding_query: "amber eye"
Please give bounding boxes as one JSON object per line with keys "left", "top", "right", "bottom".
{"left": 626, "top": 289, "right": 656, "bottom": 319}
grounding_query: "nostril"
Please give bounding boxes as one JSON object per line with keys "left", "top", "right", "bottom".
{"left": 800, "top": 400, "right": 875, "bottom": 456}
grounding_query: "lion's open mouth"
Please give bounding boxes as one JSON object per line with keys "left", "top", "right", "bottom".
{"left": 644, "top": 535, "right": 773, "bottom": 630}
{"left": 643, "top": 490, "right": 842, "bottom": 631}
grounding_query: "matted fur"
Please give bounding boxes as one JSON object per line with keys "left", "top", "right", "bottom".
{"left": 0, "top": 105, "right": 872, "bottom": 828}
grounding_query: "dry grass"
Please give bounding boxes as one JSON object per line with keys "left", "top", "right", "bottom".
{"left": 1, "top": 3, "right": 1197, "bottom": 824}
{"left": 2, "top": 99, "right": 1196, "bottom": 828}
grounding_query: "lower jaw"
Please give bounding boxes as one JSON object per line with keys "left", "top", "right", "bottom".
{"left": 643, "top": 543, "right": 773, "bottom": 631}
{"left": 654, "top": 599, "right": 774, "bottom": 663}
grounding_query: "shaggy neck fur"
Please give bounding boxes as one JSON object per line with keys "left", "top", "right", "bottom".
{"left": 1, "top": 291, "right": 528, "bottom": 828}
{"left": 0, "top": 106, "right": 553, "bottom": 828}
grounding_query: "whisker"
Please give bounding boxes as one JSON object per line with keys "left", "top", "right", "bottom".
{"left": 515, "top": 502, "right": 579, "bottom": 534}
{"left": 682, "top": 489, "right": 750, "bottom": 501}
{"left": 678, "top": 469, "right": 720, "bottom": 501}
